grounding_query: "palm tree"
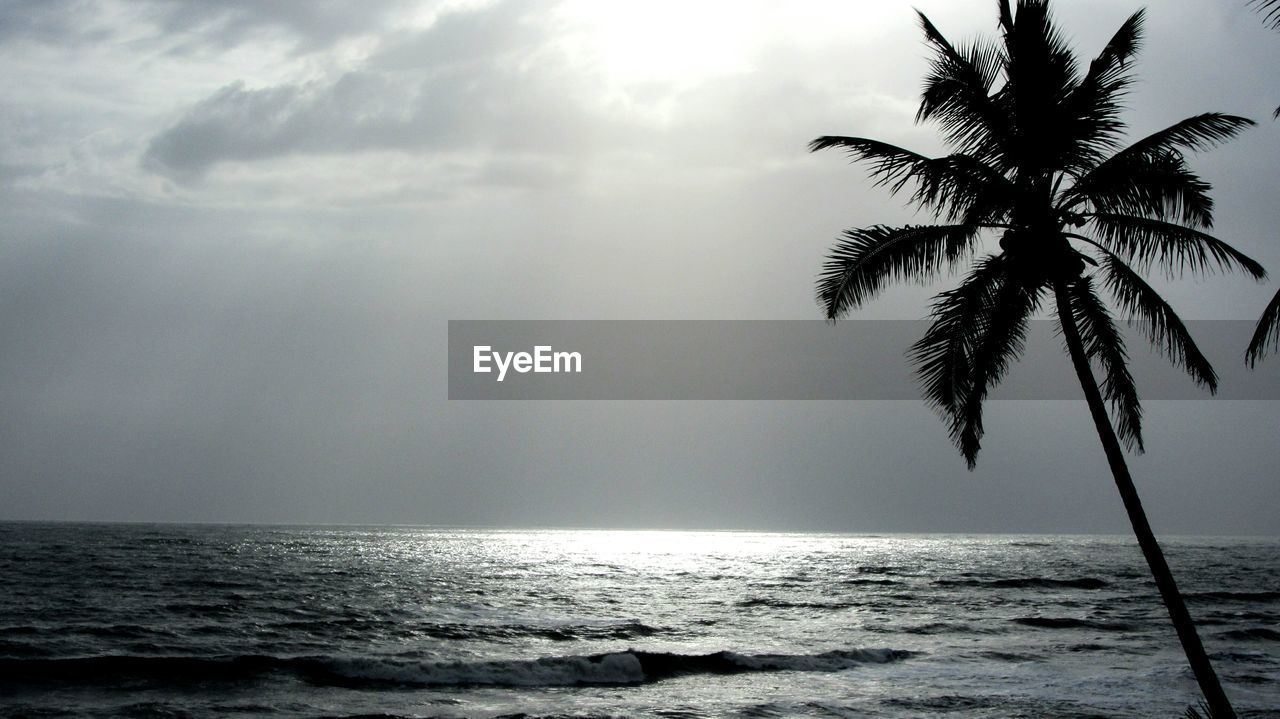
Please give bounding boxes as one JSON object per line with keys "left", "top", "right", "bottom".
{"left": 1246, "top": 0, "right": 1280, "bottom": 365}
{"left": 810, "top": 2, "right": 1265, "bottom": 716}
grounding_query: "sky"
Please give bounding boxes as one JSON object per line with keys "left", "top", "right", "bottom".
{"left": 1, "top": 0, "right": 1279, "bottom": 534}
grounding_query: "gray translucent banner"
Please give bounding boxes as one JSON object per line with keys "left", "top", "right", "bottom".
{"left": 448, "top": 320, "right": 1280, "bottom": 400}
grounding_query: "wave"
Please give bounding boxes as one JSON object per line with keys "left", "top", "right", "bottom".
{"left": 270, "top": 619, "right": 667, "bottom": 643}
{"left": 159, "top": 617, "right": 669, "bottom": 644}
{"left": 736, "top": 597, "right": 857, "bottom": 610}
{"left": 883, "top": 694, "right": 999, "bottom": 712}
{"left": 1219, "top": 628, "right": 1280, "bottom": 642}
{"left": 900, "top": 622, "right": 986, "bottom": 636}
{"left": 1204, "top": 609, "right": 1277, "bottom": 623}
{"left": 840, "top": 578, "right": 903, "bottom": 587}
{"left": 855, "top": 565, "right": 904, "bottom": 575}
{"left": 0, "top": 647, "right": 913, "bottom": 690}
{"left": 977, "top": 650, "right": 1043, "bottom": 662}
{"left": 1012, "top": 617, "right": 1134, "bottom": 631}
{"left": 1208, "top": 650, "right": 1272, "bottom": 664}
{"left": 317, "top": 714, "right": 614, "bottom": 719}
{"left": 0, "top": 639, "right": 55, "bottom": 658}
{"left": 862, "top": 621, "right": 990, "bottom": 636}
{"left": 935, "top": 577, "right": 1108, "bottom": 590}
{"left": 1186, "top": 591, "right": 1280, "bottom": 603}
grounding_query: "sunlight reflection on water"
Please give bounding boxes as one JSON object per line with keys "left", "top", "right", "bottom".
{"left": 1, "top": 524, "right": 1276, "bottom": 718}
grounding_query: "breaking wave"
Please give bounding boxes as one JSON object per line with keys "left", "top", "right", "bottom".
{"left": 0, "top": 647, "right": 914, "bottom": 689}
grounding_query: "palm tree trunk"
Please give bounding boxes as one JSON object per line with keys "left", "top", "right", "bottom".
{"left": 1052, "top": 281, "right": 1235, "bottom": 718}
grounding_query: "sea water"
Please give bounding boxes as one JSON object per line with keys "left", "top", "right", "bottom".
{"left": 1, "top": 523, "right": 1277, "bottom": 718}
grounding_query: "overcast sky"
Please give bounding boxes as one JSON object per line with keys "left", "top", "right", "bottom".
{"left": 2, "top": 0, "right": 1278, "bottom": 534}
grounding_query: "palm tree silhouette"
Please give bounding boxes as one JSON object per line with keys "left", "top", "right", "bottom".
{"left": 1246, "top": 0, "right": 1280, "bottom": 365}
{"left": 811, "top": 2, "right": 1264, "bottom": 716}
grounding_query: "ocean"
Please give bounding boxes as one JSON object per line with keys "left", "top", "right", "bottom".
{"left": 1, "top": 523, "right": 1277, "bottom": 718}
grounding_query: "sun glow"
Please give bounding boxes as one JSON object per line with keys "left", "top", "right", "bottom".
{"left": 557, "top": 0, "right": 761, "bottom": 87}
{"left": 553, "top": 1, "right": 906, "bottom": 102}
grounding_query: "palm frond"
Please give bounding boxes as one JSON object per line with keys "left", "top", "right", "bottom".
{"left": 910, "top": 255, "right": 1007, "bottom": 424}
{"left": 1184, "top": 699, "right": 1231, "bottom": 719}
{"left": 1251, "top": 0, "right": 1280, "bottom": 30}
{"left": 1061, "top": 115, "right": 1252, "bottom": 228}
{"left": 954, "top": 280, "right": 1044, "bottom": 466}
{"left": 1098, "top": 253, "right": 1218, "bottom": 391}
{"left": 994, "top": 7, "right": 1143, "bottom": 180}
{"left": 1055, "top": 10, "right": 1145, "bottom": 171}
{"left": 1120, "top": 114, "right": 1255, "bottom": 159}
{"left": 1066, "top": 276, "right": 1143, "bottom": 451}
{"left": 807, "top": 137, "right": 1012, "bottom": 221}
{"left": 909, "top": 255, "right": 1041, "bottom": 468}
{"left": 1061, "top": 150, "right": 1216, "bottom": 228}
{"left": 1086, "top": 213, "right": 1266, "bottom": 279}
{"left": 916, "top": 12, "right": 1012, "bottom": 167}
{"left": 1090, "top": 8, "right": 1144, "bottom": 76}
{"left": 817, "top": 224, "right": 980, "bottom": 319}
{"left": 1246, "top": 287, "right": 1280, "bottom": 366}
{"left": 808, "top": 136, "right": 928, "bottom": 187}
{"left": 940, "top": 154, "right": 1017, "bottom": 225}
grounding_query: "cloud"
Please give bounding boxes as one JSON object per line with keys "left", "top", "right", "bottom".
{"left": 0, "top": 0, "right": 432, "bottom": 53}
{"left": 0, "top": 0, "right": 110, "bottom": 45}
{"left": 4, "top": 0, "right": 1280, "bottom": 531}
{"left": 143, "top": 0, "right": 427, "bottom": 52}
{"left": 140, "top": 1, "right": 622, "bottom": 184}
{"left": 140, "top": 68, "right": 601, "bottom": 182}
